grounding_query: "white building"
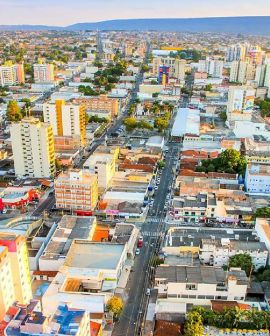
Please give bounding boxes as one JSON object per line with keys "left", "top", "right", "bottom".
{"left": 155, "top": 265, "right": 248, "bottom": 302}
{"left": 42, "top": 240, "right": 127, "bottom": 316}
{"left": 255, "top": 218, "right": 270, "bottom": 266}
{"left": 245, "top": 163, "right": 270, "bottom": 195}
{"left": 227, "top": 86, "right": 255, "bottom": 122}
{"left": 34, "top": 63, "right": 54, "bottom": 83}
{"left": 200, "top": 238, "right": 268, "bottom": 270}
{"left": 229, "top": 61, "right": 255, "bottom": 84}
{"left": 198, "top": 59, "right": 224, "bottom": 78}
{"left": 0, "top": 62, "right": 25, "bottom": 86}
{"left": 10, "top": 117, "right": 55, "bottom": 178}
{"left": 226, "top": 44, "right": 247, "bottom": 62}
{"left": 152, "top": 56, "right": 186, "bottom": 81}
{"left": 171, "top": 108, "right": 200, "bottom": 139}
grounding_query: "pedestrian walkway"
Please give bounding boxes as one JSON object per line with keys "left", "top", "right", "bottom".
{"left": 141, "top": 231, "right": 163, "bottom": 237}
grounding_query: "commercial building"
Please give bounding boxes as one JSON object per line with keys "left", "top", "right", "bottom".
{"left": 43, "top": 100, "right": 86, "bottom": 146}
{"left": 0, "top": 61, "right": 25, "bottom": 86}
{"left": 33, "top": 62, "right": 54, "bottom": 83}
{"left": 155, "top": 265, "right": 248, "bottom": 302}
{"left": 42, "top": 240, "right": 127, "bottom": 316}
{"left": 158, "top": 65, "right": 170, "bottom": 85}
{"left": 73, "top": 95, "right": 119, "bottom": 118}
{"left": 152, "top": 56, "right": 186, "bottom": 81}
{"left": 171, "top": 108, "right": 200, "bottom": 140}
{"left": 83, "top": 147, "right": 119, "bottom": 193}
{"left": 245, "top": 163, "right": 270, "bottom": 195}
{"left": 0, "top": 234, "right": 32, "bottom": 319}
{"left": 10, "top": 117, "right": 56, "bottom": 178}
{"left": 55, "top": 170, "right": 98, "bottom": 212}
{"left": 227, "top": 86, "right": 255, "bottom": 122}
{"left": 39, "top": 215, "right": 96, "bottom": 271}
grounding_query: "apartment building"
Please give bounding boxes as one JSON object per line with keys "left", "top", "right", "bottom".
{"left": 226, "top": 44, "right": 247, "bottom": 62}
{"left": 155, "top": 265, "right": 248, "bottom": 302}
{"left": 55, "top": 170, "right": 98, "bottom": 212}
{"left": 10, "top": 117, "right": 56, "bottom": 178}
{"left": 255, "top": 218, "right": 270, "bottom": 266}
{"left": 0, "top": 234, "right": 32, "bottom": 319}
{"left": 245, "top": 163, "right": 270, "bottom": 195}
{"left": 43, "top": 100, "right": 86, "bottom": 146}
{"left": 244, "top": 138, "right": 270, "bottom": 164}
{"left": 229, "top": 61, "right": 255, "bottom": 84}
{"left": 152, "top": 56, "right": 186, "bottom": 81}
{"left": 73, "top": 95, "right": 119, "bottom": 119}
{"left": 200, "top": 238, "right": 268, "bottom": 270}
{"left": 227, "top": 86, "right": 255, "bottom": 122}
{"left": 33, "top": 62, "right": 54, "bottom": 83}
{"left": 198, "top": 59, "right": 224, "bottom": 78}
{"left": 0, "top": 61, "right": 25, "bottom": 86}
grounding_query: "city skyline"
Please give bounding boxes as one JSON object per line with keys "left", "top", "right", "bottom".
{"left": 1, "top": 0, "right": 270, "bottom": 25}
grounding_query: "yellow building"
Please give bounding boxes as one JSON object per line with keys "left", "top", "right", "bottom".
{"left": 55, "top": 170, "right": 98, "bottom": 212}
{"left": 0, "top": 61, "right": 25, "bottom": 86}
{"left": 0, "top": 234, "right": 32, "bottom": 319}
{"left": 74, "top": 95, "right": 119, "bottom": 118}
{"left": 43, "top": 100, "right": 86, "bottom": 146}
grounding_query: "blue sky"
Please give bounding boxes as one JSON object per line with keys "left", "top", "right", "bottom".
{"left": 1, "top": 0, "right": 270, "bottom": 25}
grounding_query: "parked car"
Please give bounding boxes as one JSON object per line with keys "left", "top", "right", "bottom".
{"left": 135, "top": 248, "right": 140, "bottom": 255}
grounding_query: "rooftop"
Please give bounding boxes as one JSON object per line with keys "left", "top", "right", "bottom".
{"left": 65, "top": 240, "right": 125, "bottom": 270}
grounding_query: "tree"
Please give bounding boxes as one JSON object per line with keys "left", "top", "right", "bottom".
{"left": 254, "top": 207, "right": 270, "bottom": 218}
{"left": 219, "top": 111, "right": 227, "bottom": 122}
{"left": 205, "top": 84, "right": 212, "bottom": 91}
{"left": 141, "top": 64, "right": 149, "bottom": 72}
{"left": 157, "top": 160, "right": 165, "bottom": 169}
{"left": 154, "top": 117, "right": 169, "bottom": 132}
{"left": 229, "top": 253, "right": 253, "bottom": 275}
{"left": 7, "top": 100, "right": 22, "bottom": 121}
{"left": 124, "top": 117, "right": 137, "bottom": 131}
{"left": 107, "top": 296, "right": 123, "bottom": 318}
{"left": 184, "top": 311, "right": 204, "bottom": 336}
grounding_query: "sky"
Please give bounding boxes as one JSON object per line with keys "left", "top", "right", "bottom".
{"left": 1, "top": 0, "right": 270, "bottom": 26}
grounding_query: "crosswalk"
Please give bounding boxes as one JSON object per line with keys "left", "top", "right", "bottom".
{"left": 141, "top": 231, "right": 163, "bottom": 237}
{"left": 146, "top": 218, "right": 160, "bottom": 223}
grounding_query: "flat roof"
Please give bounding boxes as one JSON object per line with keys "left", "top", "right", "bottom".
{"left": 65, "top": 240, "right": 125, "bottom": 270}
{"left": 171, "top": 108, "right": 200, "bottom": 137}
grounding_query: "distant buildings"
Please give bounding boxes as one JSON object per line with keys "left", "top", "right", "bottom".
{"left": 55, "top": 170, "right": 98, "bottom": 212}
{"left": 226, "top": 44, "right": 247, "bottom": 62}
{"left": 43, "top": 100, "right": 86, "bottom": 146}
{"left": 0, "top": 234, "right": 32, "bottom": 319}
{"left": 10, "top": 117, "right": 56, "bottom": 178}
{"left": 0, "top": 61, "right": 25, "bottom": 86}
{"left": 229, "top": 61, "right": 256, "bottom": 84}
{"left": 34, "top": 62, "right": 54, "bottom": 83}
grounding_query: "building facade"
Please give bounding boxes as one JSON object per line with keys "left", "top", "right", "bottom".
{"left": 34, "top": 63, "right": 54, "bottom": 83}
{"left": 0, "top": 62, "right": 25, "bottom": 86}
{"left": 10, "top": 117, "right": 56, "bottom": 178}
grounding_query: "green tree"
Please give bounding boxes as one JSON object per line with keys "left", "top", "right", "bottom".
{"left": 154, "top": 117, "right": 169, "bottom": 132}
{"left": 229, "top": 253, "right": 253, "bottom": 275}
{"left": 107, "top": 296, "right": 124, "bottom": 318}
{"left": 184, "top": 311, "right": 204, "bottom": 336}
{"left": 205, "top": 84, "right": 212, "bottom": 91}
{"left": 254, "top": 207, "right": 270, "bottom": 218}
{"left": 219, "top": 111, "right": 227, "bottom": 122}
{"left": 7, "top": 100, "right": 22, "bottom": 121}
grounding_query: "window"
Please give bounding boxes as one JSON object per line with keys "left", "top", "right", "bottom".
{"left": 186, "top": 284, "right": 197, "bottom": 290}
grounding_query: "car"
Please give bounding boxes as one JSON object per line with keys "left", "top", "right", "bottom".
{"left": 146, "top": 288, "right": 151, "bottom": 296}
{"left": 2, "top": 209, "right": 7, "bottom": 214}
{"left": 135, "top": 248, "right": 140, "bottom": 255}
{"left": 154, "top": 186, "right": 158, "bottom": 190}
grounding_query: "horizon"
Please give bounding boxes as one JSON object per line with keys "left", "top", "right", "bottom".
{"left": 1, "top": 15, "right": 270, "bottom": 27}
{"left": 0, "top": 0, "right": 270, "bottom": 25}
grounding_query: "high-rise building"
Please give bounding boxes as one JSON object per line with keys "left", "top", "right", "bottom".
{"left": 198, "top": 59, "right": 223, "bottom": 78}
{"left": 226, "top": 44, "right": 247, "bottom": 62}
{"left": 152, "top": 56, "right": 186, "bottom": 81}
{"left": 255, "top": 63, "right": 270, "bottom": 88}
{"left": 227, "top": 86, "right": 255, "bottom": 122}
{"left": 43, "top": 100, "right": 86, "bottom": 146}
{"left": 229, "top": 61, "right": 256, "bottom": 84}
{"left": 158, "top": 65, "right": 170, "bottom": 85}
{"left": 0, "top": 234, "right": 32, "bottom": 319}
{"left": 10, "top": 117, "right": 56, "bottom": 178}
{"left": 0, "top": 61, "right": 25, "bottom": 86}
{"left": 33, "top": 62, "right": 54, "bottom": 83}
{"left": 55, "top": 170, "right": 98, "bottom": 212}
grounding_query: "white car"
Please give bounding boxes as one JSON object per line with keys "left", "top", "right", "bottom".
{"left": 135, "top": 248, "right": 140, "bottom": 255}
{"left": 2, "top": 209, "right": 7, "bottom": 214}
{"left": 146, "top": 288, "right": 151, "bottom": 296}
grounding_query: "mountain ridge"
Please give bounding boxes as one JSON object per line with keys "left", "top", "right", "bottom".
{"left": 1, "top": 16, "right": 270, "bottom": 35}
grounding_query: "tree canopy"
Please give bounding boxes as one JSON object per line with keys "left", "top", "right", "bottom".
{"left": 229, "top": 253, "right": 253, "bottom": 275}
{"left": 254, "top": 207, "right": 270, "bottom": 218}
{"left": 184, "top": 311, "right": 204, "bottom": 336}
{"left": 106, "top": 296, "right": 124, "bottom": 317}
{"left": 7, "top": 100, "right": 23, "bottom": 121}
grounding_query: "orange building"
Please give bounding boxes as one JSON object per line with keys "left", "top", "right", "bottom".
{"left": 55, "top": 170, "right": 98, "bottom": 212}
{"left": 74, "top": 95, "right": 119, "bottom": 118}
